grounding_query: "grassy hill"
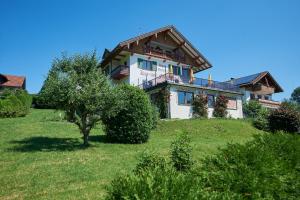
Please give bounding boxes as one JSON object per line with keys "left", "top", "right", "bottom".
{"left": 0, "top": 109, "right": 263, "bottom": 199}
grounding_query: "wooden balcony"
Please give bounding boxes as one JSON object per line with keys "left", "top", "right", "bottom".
{"left": 111, "top": 65, "right": 129, "bottom": 80}
{"left": 143, "top": 46, "right": 186, "bottom": 63}
{"left": 258, "top": 99, "right": 281, "bottom": 109}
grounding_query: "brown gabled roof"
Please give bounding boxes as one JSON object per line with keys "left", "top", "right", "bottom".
{"left": 0, "top": 74, "right": 25, "bottom": 88}
{"left": 100, "top": 25, "right": 212, "bottom": 71}
{"left": 230, "top": 71, "right": 283, "bottom": 93}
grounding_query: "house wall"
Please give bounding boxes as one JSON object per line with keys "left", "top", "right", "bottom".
{"left": 129, "top": 53, "right": 191, "bottom": 86}
{"left": 168, "top": 85, "right": 243, "bottom": 119}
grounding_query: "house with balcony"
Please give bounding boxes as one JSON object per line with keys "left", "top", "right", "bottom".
{"left": 100, "top": 25, "right": 244, "bottom": 119}
{"left": 228, "top": 71, "right": 283, "bottom": 109}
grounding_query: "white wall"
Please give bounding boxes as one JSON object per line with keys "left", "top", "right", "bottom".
{"left": 129, "top": 53, "right": 190, "bottom": 86}
{"left": 168, "top": 85, "right": 243, "bottom": 119}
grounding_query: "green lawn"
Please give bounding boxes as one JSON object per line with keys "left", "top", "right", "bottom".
{"left": 0, "top": 109, "right": 263, "bottom": 199}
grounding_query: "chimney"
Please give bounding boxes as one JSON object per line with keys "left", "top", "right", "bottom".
{"left": 230, "top": 78, "right": 234, "bottom": 84}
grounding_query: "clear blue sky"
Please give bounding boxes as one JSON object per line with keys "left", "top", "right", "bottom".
{"left": 1, "top": 0, "right": 299, "bottom": 100}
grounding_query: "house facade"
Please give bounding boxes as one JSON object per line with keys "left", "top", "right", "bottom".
{"left": 100, "top": 26, "right": 244, "bottom": 119}
{"left": 229, "top": 72, "right": 283, "bottom": 109}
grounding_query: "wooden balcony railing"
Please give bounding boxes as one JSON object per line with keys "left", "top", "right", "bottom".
{"left": 138, "top": 73, "right": 240, "bottom": 92}
{"left": 143, "top": 46, "right": 185, "bottom": 63}
{"left": 111, "top": 65, "right": 129, "bottom": 80}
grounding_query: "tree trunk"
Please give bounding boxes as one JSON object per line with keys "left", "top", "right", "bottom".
{"left": 83, "top": 133, "right": 89, "bottom": 146}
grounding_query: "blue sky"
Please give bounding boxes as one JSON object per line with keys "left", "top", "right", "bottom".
{"left": 0, "top": 0, "right": 299, "bottom": 100}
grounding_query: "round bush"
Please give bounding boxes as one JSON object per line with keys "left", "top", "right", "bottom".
{"left": 268, "top": 102, "right": 300, "bottom": 133}
{"left": 102, "top": 85, "right": 153, "bottom": 144}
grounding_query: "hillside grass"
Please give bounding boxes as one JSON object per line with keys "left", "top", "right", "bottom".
{"left": 0, "top": 109, "right": 263, "bottom": 199}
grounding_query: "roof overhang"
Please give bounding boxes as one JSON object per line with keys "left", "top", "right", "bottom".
{"left": 239, "top": 71, "right": 283, "bottom": 93}
{"left": 100, "top": 25, "right": 212, "bottom": 72}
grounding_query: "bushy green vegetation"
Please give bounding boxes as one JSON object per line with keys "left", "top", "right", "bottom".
{"left": 268, "top": 102, "right": 300, "bottom": 133}
{"left": 243, "top": 100, "right": 262, "bottom": 118}
{"left": 0, "top": 109, "right": 261, "bottom": 199}
{"left": 213, "top": 95, "right": 228, "bottom": 118}
{"left": 102, "top": 85, "right": 153, "bottom": 144}
{"left": 252, "top": 107, "right": 270, "bottom": 131}
{"left": 192, "top": 94, "right": 208, "bottom": 118}
{"left": 170, "top": 133, "right": 193, "bottom": 171}
{"left": 107, "top": 133, "right": 300, "bottom": 200}
{"left": 0, "top": 89, "right": 32, "bottom": 118}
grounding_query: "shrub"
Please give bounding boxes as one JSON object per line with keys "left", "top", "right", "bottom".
{"left": 0, "top": 89, "right": 32, "bottom": 118}
{"left": 151, "top": 88, "right": 170, "bottom": 119}
{"left": 201, "top": 133, "right": 300, "bottom": 199}
{"left": 192, "top": 94, "right": 208, "bottom": 118}
{"left": 106, "top": 134, "right": 300, "bottom": 200}
{"left": 213, "top": 95, "right": 228, "bottom": 118}
{"left": 134, "top": 152, "right": 167, "bottom": 175}
{"left": 243, "top": 100, "right": 262, "bottom": 118}
{"left": 170, "top": 133, "right": 193, "bottom": 171}
{"left": 253, "top": 107, "right": 270, "bottom": 131}
{"left": 268, "top": 102, "right": 300, "bottom": 133}
{"left": 102, "top": 85, "right": 153, "bottom": 144}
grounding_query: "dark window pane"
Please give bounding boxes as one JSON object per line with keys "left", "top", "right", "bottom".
{"left": 186, "top": 92, "right": 193, "bottom": 104}
{"left": 208, "top": 95, "right": 215, "bottom": 108}
{"left": 178, "top": 91, "right": 185, "bottom": 104}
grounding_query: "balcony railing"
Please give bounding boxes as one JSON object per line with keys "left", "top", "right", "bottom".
{"left": 110, "top": 65, "right": 129, "bottom": 80}
{"left": 138, "top": 73, "right": 241, "bottom": 93}
{"left": 143, "top": 46, "right": 185, "bottom": 63}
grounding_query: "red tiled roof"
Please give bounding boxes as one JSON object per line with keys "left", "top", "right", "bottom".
{"left": 0, "top": 74, "right": 25, "bottom": 88}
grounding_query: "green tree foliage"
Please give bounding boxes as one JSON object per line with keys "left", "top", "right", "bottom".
{"left": 170, "top": 133, "right": 193, "bottom": 171}
{"left": 151, "top": 88, "right": 170, "bottom": 119}
{"left": 243, "top": 100, "right": 262, "bottom": 118}
{"left": 192, "top": 94, "right": 208, "bottom": 118}
{"left": 268, "top": 101, "right": 300, "bottom": 133}
{"left": 106, "top": 134, "right": 300, "bottom": 200}
{"left": 0, "top": 89, "right": 32, "bottom": 118}
{"left": 252, "top": 107, "right": 270, "bottom": 131}
{"left": 213, "top": 95, "right": 228, "bottom": 118}
{"left": 39, "top": 52, "right": 112, "bottom": 146}
{"left": 102, "top": 85, "right": 153, "bottom": 144}
{"left": 291, "top": 86, "right": 300, "bottom": 104}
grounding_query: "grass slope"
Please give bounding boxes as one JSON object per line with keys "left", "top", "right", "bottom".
{"left": 0, "top": 109, "right": 263, "bottom": 199}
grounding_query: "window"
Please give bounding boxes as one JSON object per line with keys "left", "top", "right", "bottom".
{"left": 227, "top": 97, "right": 237, "bottom": 110}
{"left": 182, "top": 68, "right": 190, "bottom": 79}
{"left": 172, "top": 65, "right": 181, "bottom": 75}
{"left": 178, "top": 91, "right": 193, "bottom": 105}
{"left": 264, "top": 95, "right": 270, "bottom": 100}
{"left": 138, "top": 58, "right": 157, "bottom": 71}
{"left": 250, "top": 93, "right": 255, "bottom": 100}
{"left": 257, "top": 95, "right": 262, "bottom": 99}
{"left": 207, "top": 95, "right": 215, "bottom": 108}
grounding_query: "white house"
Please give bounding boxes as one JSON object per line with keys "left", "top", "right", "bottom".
{"left": 99, "top": 26, "right": 282, "bottom": 119}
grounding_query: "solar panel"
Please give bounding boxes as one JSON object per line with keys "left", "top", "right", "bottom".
{"left": 231, "top": 73, "right": 262, "bottom": 86}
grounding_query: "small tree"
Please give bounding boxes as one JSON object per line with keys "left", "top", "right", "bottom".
{"left": 192, "top": 94, "right": 208, "bottom": 118}
{"left": 40, "top": 52, "right": 112, "bottom": 146}
{"left": 291, "top": 87, "right": 300, "bottom": 104}
{"left": 213, "top": 95, "right": 228, "bottom": 118}
{"left": 243, "top": 100, "right": 262, "bottom": 118}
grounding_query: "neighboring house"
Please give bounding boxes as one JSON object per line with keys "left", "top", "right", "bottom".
{"left": 0, "top": 74, "right": 26, "bottom": 90}
{"left": 228, "top": 71, "right": 283, "bottom": 109}
{"left": 100, "top": 25, "right": 244, "bottom": 119}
